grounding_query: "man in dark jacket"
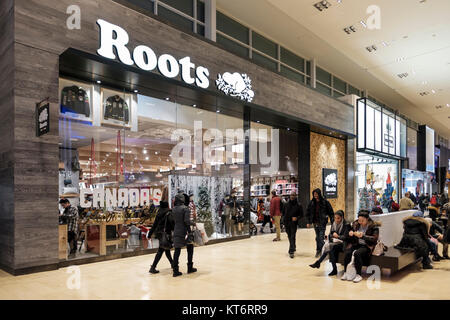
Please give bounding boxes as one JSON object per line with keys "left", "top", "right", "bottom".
{"left": 341, "top": 210, "right": 380, "bottom": 283}
{"left": 148, "top": 201, "right": 174, "bottom": 274}
{"left": 306, "top": 188, "right": 334, "bottom": 257}
{"left": 395, "top": 211, "right": 433, "bottom": 269}
{"left": 309, "top": 210, "right": 350, "bottom": 276}
{"left": 283, "top": 192, "right": 303, "bottom": 258}
{"left": 172, "top": 193, "right": 197, "bottom": 277}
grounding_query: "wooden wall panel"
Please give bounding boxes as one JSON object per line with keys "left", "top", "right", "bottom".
{"left": 0, "top": 0, "right": 15, "bottom": 270}
{"left": 310, "top": 132, "right": 347, "bottom": 215}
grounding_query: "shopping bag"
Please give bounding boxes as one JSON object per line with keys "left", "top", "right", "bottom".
{"left": 195, "top": 223, "right": 209, "bottom": 244}
{"left": 321, "top": 240, "right": 331, "bottom": 256}
{"left": 192, "top": 229, "right": 204, "bottom": 246}
{"left": 346, "top": 252, "right": 357, "bottom": 279}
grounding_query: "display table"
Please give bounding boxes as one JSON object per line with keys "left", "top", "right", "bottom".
{"left": 370, "top": 210, "right": 417, "bottom": 247}
{"left": 85, "top": 218, "right": 148, "bottom": 255}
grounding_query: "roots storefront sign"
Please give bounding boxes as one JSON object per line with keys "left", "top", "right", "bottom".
{"left": 96, "top": 19, "right": 254, "bottom": 102}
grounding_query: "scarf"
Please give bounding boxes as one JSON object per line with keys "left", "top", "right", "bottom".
{"left": 331, "top": 220, "right": 344, "bottom": 235}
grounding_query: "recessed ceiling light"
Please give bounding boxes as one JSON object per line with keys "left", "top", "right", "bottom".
{"left": 216, "top": 110, "right": 220, "bottom": 113}
{"left": 446, "top": 104, "right": 450, "bottom": 107}
{"left": 382, "top": 41, "right": 389, "bottom": 47}
{"left": 257, "top": 120, "right": 260, "bottom": 123}
{"left": 193, "top": 104, "right": 197, "bottom": 107}
{"left": 143, "top": 149, "right": 147, "bottom": 154}
{"left": 96, "top": 80, "right": 101, "bottom": 84}
{"left": 134, "top": 90, "right": 138, "bottom": 93}
{"left": 145, "top": 157, "right": 149, "bottom": 160}
{"left": 165, "top": 97, "right": 170, "bottom": 101}
{"left": 431, "top": 89, "right": 436, "bottom": 94}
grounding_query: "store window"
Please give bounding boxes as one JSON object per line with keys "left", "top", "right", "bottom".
{"left": 280, "top": 47, "right": 305, "bottom": 73}
{"left": 402, "top": 169, "right": 433, "bottom": 198}
{"left": 252, "top": 52, "right": 277, "bottom": 72}
{"left": 356, "top": 153, "right": 399, "bottom": 212}
{"left": 249, "top": 123, "right": 298, "bottom": 227}
{"left": 58, "top": 78, "right": 246, "bottom": 260}
{"left": 159, "top": 0, "right": 194, "bottom": 17}
{"left": 216, "top": 33, "right": 249, "bottom": 58}
{"left": 357, "top": 98, "right": 406, "bottom": 158}
{"left": 252, "top": 31, "right": 277, "bottom": 59}
{"left": 316, "top": 67, "right": 332, "bottom": 86}
{"left": 216, "top": 11, "right": 249, "bottom": 44}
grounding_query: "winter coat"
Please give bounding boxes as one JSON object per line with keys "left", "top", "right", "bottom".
{"left": 395, "top": 216, "right": 431, "bottom": 259}
{"left": 147, "top": 201, "right": 174, "bottom": 241}
{"left": 282, "top": 199, "right": 303, "bottom": 226}
{"left": 172, "top": 193, "right": 195, "bottom": 249}
{"left": 270, "top": 196, "right": 282, "bottom": 217}
{"left": 306, "top": 188, "right": 334, "bottom": 226}
{"left": 345, "top": 219, "right": 380, "bottom": 252}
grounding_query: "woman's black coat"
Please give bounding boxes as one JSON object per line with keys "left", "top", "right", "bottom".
{"left": 147, "top": 201, "right": 174, "bottom": 241}
{"left": 172, "top": 193, "right": 195, "bottom": 249}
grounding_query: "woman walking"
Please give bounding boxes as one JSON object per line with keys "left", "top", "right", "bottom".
{"left": 148, "top": 199, "right": 174, "bottom": 274}
{"left": 172, "top": 192, "right": 197, "bottom": 277}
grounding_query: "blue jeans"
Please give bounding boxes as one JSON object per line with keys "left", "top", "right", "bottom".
{"left": 314, "top": 225, "right": 326, "bottom": 253}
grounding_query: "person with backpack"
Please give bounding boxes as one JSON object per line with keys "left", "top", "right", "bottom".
{"left": 147, "top": 200, "right": 174, "bottom": 274}
{"left": 172, "top": 192, "right": 197, "bottom": 277}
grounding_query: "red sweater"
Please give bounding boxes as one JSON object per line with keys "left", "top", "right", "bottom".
{"left": 270, "top": 196, "right": 282, "bottom": 217}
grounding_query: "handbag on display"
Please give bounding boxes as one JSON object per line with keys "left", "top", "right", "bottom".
{"left": 63, "top": 170, "right": 72, "bottom": 186}
{"left": 159, "top": 211, "right": 173, "bottom": 250}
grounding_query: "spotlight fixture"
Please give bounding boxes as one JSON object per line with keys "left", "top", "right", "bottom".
{"left": 145, "top": 156, "right": 149, "bottom": 160}
{"left": 313, "top": 0, "right": 331, "bottom": 11}
{"left": 419, "top": 91, "right": 429, "bottom": 96}
{"left": 382, "top": 41, "right": 389, "bottom": 47}
{"left": 165, "top": 97, "right": 170, "bottom": 101}
{"left": 96, "top": 80, "right": 101, "bottom": 84}
{"left": 193, "top": 104, "right": 197, "bottom": 107}
{"left": 349, "top": 26, "right": 357, "bottom": 32}
{"left": 343, "top": 28, "right": 351, "bottom": 34}
{"left": 397, "top": 73, "right": 409, "bottom": 79}
{"left": 366, "top": 46, "right": 373, "bottom": 53}
{"left": 431, "top": 89, "right": 436, "bottom": 94}
{"left": 344, "top": 25, "right": 357, "bottom": 34}
{"left": 435, "top": 105, "right": 443, "bottom": 109}
{"left": 134, "top": 89, "right": 138, "bottom": 93}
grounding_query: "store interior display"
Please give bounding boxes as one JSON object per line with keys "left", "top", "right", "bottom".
{"left": 356, "top": 152, "right": 399, "bottom": 212}
{"left": 59, "top": 78, "right": 246, "bottom": 260}
{"left": 60, "top": 79, "right": 92, "bottom": 120}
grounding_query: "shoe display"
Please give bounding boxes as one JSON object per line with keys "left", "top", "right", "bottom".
{"left": 353, "top": 275, "right": 363, "bottom": 283}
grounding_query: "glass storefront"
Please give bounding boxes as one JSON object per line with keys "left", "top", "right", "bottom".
{"left": 58, "top": 77, "right": 247, "bottom": 260}
{"left": 401, "top": 169, "right": 433, "bottom": 198}
{"left": 356, "top": 152, "right": 399, "bottom": 212}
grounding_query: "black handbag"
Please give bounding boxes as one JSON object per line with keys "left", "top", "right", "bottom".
{"left": 159, "top": 211, "right": 173, "bottom": 250}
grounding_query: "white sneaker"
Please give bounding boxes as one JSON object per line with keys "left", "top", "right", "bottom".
{"left": 341, "top": 272, "right": 348, "bottom": 280}
{"left": 353, "top": 275, "right": 363, "bottom": 283}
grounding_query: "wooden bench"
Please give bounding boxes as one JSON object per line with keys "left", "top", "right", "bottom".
{"left": 337, "top": 247, "right": 420, "bottom": 274}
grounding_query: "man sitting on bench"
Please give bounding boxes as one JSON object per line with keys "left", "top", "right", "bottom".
{"left": 341, "top": 210, "right": 380, "bottom": 283}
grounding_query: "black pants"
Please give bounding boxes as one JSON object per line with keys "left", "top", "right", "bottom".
{"left": 328, "top": 243, "right": 344, "bottom": 270}
{"left": 261, "top": 215, "right": 273, "bottom": 229}
{"left": 151, "top": 247, "right": 173, "bottom": 268}
{"left": 343, "top": 244, "right": 371, "bottom": 275}
{"left": 285, "top": 222, "right": 298, "bottom": 254}
{"left": 68, "top": 231, "right": 77, "bottom": 253}
{"left": 221, "top": 215, "right": 227, "bottom": 234}
{"left": 173, "top": 244, "right": 194, "bottom": 268}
